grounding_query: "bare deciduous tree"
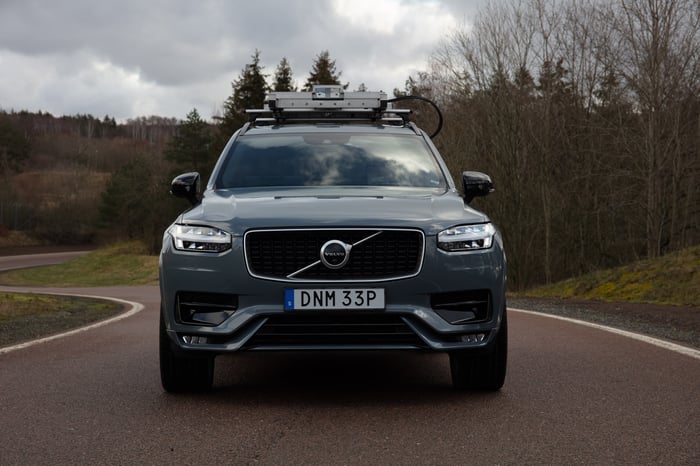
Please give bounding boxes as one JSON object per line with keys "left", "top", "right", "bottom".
{"left": 408, "top": 0, "right": 700, "bottom": 289}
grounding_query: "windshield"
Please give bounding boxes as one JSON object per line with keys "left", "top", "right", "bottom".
{"left": 215, "top": 133, "right": 447, "bottom": 190}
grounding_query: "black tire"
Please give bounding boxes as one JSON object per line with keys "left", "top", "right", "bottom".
{"left": 449, "top": 309, "right": 507, "bottom": 391}
{"left": 159, "top": 312, "right": 214, "bottom": 393}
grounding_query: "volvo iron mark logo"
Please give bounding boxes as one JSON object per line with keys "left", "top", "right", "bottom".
{"left": 320, "top": 240, "right": 351, "bottom": 269}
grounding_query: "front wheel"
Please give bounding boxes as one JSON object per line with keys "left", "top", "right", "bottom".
{"left": 159, "top": 312, "right": 214, "bottom": 393}
{"left": 449, "top": 308, "right": 507, "bottom": 391}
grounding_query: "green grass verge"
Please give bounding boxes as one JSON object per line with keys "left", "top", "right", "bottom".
{"left": 526, "top": 246, "right": 700, "bottom": 307}
{"left": 0, "top": 241, "right": 159, "bottom": 287}
{"left": 0, "top": 292, "right": 124, "bottom": 347}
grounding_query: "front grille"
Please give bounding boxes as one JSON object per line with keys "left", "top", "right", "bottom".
{"left": 245, "top": 313, "right": 426, "bottom": 348}
{"left": 245, "top": 228, "right": 424, "bottom": 281}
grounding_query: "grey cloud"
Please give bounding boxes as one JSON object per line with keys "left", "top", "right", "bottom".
{"left": 0, "top": 0, "right": 337, "bottom": 85}
{"left": 0, "top": 0, "right": 485, "bottom": 119}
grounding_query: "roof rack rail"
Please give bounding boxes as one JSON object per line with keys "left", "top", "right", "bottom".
{"left": 246, "top": 85, "right": 411, "bottom": 126}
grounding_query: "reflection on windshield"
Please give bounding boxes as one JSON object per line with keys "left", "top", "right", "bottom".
{"left": 216, "top": 133, "right": 446, "bottom": 190}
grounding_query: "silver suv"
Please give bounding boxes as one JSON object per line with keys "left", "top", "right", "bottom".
{"left": 159, "top": 86, "right": 507, "bottom": 392}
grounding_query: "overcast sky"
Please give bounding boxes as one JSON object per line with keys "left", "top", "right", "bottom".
{"left": 0, "top": 0, "right": 484, "bottom": 122}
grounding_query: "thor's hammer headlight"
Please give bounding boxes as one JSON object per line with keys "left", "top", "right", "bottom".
{"left": 438, "top": 223, "right": 495, "bottom": 252}
{"left": 171, "top": 225, "right": 232, "bottom": 253}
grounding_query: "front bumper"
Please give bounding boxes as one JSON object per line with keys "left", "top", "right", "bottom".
{"left": 159, "top": 233, "right": 506, "bottom": 354}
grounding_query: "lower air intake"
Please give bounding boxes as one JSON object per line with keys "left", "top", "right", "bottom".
{"left": 246, "top": 313, "right": 426, "bottom": 348}
{"left": 431, "top": 290, "right": 491, "bottom": 324}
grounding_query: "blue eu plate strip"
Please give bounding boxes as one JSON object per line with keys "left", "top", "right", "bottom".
{"left": 284, "top": 289, "right": 294, "bottom": 310}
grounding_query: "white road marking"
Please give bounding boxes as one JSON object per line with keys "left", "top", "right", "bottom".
{"left": 511, "top": 307, "right": 700, "bottom": 360}
{"left": 0, "top": 291, "right": 144, "bottom": 355}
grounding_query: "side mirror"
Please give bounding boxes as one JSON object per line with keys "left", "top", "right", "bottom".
{"left": 171, "top": 172, "right": 201, "bottom": 206}
{"left": 462, "top": 171, "right": 494, "bottom": 204}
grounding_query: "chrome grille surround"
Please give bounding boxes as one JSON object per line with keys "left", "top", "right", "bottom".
{"left": 244, "top": 228, "right": 425, "bottom": 282}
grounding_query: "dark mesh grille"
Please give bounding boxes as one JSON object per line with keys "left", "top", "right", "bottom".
{"left": 245, "top": 229, "right": 423, "bottom": 281}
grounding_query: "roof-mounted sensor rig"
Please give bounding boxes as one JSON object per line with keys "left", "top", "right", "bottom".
{"left": 246, "top": 85, "right": 408, "bottom": 125}
{"left": 244, "top": 84, "right": 444, "bottom": 138}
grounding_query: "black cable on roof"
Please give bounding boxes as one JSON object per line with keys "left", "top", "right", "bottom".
{"left": 387, "top": 95, "right": 443, "bottom": 138}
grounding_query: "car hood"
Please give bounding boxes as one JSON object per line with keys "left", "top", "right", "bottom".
{"left": 178, "top": 187, "right": 489, "bottom": 236}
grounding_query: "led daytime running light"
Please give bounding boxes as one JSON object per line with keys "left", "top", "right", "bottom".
{"left": 172, "top": 225, "right": 232, "bottom": 253}
{"left": 438, "top": 223, "right": 495, "bottom": 252}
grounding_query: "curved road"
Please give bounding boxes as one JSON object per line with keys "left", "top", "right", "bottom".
{"left": 0, "top": 254, "right": 698, "bottom": 464}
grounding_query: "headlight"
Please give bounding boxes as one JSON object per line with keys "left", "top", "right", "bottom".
{"left": 171, "top": 225, "right": 232, "bottom": 253}
{"left": 438, "top": 223, "right": 495, "bottom": 252}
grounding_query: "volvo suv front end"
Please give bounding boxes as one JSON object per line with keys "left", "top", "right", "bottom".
{"left": 159, "top": 87, "right": 507, "bottom": 392}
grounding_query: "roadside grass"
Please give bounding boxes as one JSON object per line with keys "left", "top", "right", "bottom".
{"left": 0, "top": 292, "right": 123, "bottom": 347}
{"left": 525, "top": 245, "right": 700, "bottom": 307}
{"left": 0, "top": 241, "right": 159, "bottom": 287}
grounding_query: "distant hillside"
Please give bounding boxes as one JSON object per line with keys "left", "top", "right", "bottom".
{"left": 0, "top": 110, "right": 184, "bottom": 248}
{"left": 525, "top": 246, "right": 700, "bottom": 307}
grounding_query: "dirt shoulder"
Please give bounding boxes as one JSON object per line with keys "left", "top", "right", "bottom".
{"left": 509, "top": 296, "right": 700, "bottom": 349}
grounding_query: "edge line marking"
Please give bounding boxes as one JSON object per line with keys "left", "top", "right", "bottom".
{"left": 0, "top": 290, "right": 144, "bottom": 355}
{"left": 511, "top": 307, "right": 700, "bottom": 360}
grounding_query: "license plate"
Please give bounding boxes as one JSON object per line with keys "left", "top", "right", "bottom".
{"left": 284, "top": 288, "right": 385, "bottom": 310}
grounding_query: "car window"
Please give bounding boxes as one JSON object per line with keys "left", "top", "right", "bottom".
{"left": 215, "top": 133, "right": 447, "bottom": 190}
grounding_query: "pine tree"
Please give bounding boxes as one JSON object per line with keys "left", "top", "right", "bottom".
{"left": 99, "top": 154, "right": 180, "bottom": 253}
{"left": 273, "top": 57, "right": 296, "bottom": 91}
{"left": 303, "top": 50, "right": 348, "bottom": 90}
{"left": 165, "top": 108, "right": 212, "bottom": 172}
{"left": 217, "top": 50, "right": 270, "bottom": 150}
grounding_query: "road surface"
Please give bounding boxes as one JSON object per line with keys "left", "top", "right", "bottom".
{"left": 0, "top": 254, "right": 698, "bottom": 464}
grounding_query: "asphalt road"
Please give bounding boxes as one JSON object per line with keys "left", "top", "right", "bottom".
{"left": 0, "top": 254, "right": 699, "bottom": 464}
